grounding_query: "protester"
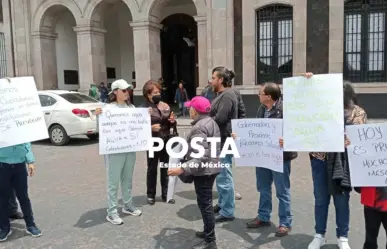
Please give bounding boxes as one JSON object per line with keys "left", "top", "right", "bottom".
{"left": 299, "top": 73, "right": 361, "bottom": 249}
{"left": 201, "top": 81, "right": 216, "bottom": 103}
{"left": 0, "top": 143, "right": 42, "bottom": 241}
{"left": 99, "top": 82, "right": 109, "bottom": 103}
{"left": 168, "top": 96, "right": 221, "bottom": 249}
{"left": 95, "top": 79, "right": 142, "bottom": 225}
{"left": 210, "top": 66, "right": 238, "bottom": 222}
{"left": 8, "top": 192, "right": 23, "bottom": 219}
{"left": 235, "top": 83, "right": 297, "bottom": 237}
{"left": 225, "top": 80, "right": 246, "bottom": 200}
{"left": 175, "top": 82, "right": 189, "bottom": 117}
{"left": 142, "top": 80, "right": 176, "bottom": 205}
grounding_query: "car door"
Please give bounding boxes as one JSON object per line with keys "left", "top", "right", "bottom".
{"left": 38, "top": 94, "right": 58, "bottom": 126}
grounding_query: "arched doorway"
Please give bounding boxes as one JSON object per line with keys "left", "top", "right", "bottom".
{"left": 90, "top": 0, "right": 135, "bottom": 88}
{"left": 35, "top": 5, "right": 79, "bottom": 90}
{"left": 160, "top": 14, "right": 198, "bottom": 103}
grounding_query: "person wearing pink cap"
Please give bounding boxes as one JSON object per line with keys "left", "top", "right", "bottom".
{"left": 168, "top": 96, "right": 221, "bottom": 249}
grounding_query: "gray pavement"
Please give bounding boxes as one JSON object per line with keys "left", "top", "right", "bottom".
{"left": 1, "top": 127, "right": 386, "bottom": 249}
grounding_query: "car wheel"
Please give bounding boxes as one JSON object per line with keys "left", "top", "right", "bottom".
{"left": 49, "top": 124, "right": 70, "bottom": 146}
{"left": 86, "top": 134, "right": 99, "bottom": 140}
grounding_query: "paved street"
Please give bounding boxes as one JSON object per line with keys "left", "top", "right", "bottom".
{"left": 1, "top": 127, "right": 385, "bottom": 249}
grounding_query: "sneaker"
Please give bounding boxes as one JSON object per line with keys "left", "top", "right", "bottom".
{"left": 26, "top": 226, "right": 42, "bottom": 238}
{"left": 0, "top": 230, "right": 12, "bottom": 242}
{"left": 122, "top": 206, "right": 142, "bottom": 216}
{"left": 308, "top": 234, "right": 326, "bottom": 249}
{"left": 246, "top": 218, "right": 271, "bottom": 228}
{"left": 106, "top": 214, "right": 124, "bottom": 225}
{"left": 337, "top": 237, "right": 351, "bottom": 249}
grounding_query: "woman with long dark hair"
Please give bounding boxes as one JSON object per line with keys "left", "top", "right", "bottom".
{"left": 142, "top": 80, "right": 176, "bottom": 205}
{"left": 96, "top": 79, "right": 142, "bottom": 225}
{"left": 304, "top": 74, "right": 366, "bottom": 249}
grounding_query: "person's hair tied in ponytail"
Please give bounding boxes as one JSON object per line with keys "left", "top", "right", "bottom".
{"left": 212, "top": 66, "right": 236, "bottom": 87}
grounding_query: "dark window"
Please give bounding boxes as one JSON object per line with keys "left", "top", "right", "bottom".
{"left": 0, "top": 0, "right": 3, "bottom": 22}
{"left": 58, "top": 93, "right": 99, "bottom": 103}
{"left": 64, "top": 70, "right": 79, "bottom": 85}
{"left": 39, "top": 95, "right": 57, "bottom": 107}
{"left": 257, "top": 4, "right": 293, "bottom": 84}
{"left": 344, "top": 0, "right": 387, "bottom": 82}
{"left": 107, "top": 67, "right": 116, "bottom": 79}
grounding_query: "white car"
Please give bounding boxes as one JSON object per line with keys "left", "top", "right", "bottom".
{"left": 38, "top": 90, "right": 104, "bottom": 146}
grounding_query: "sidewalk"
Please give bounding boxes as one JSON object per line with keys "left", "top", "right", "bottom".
{"left": 176, "top": 118, "right": 387, "bottom": 128}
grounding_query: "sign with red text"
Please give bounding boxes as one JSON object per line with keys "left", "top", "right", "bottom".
{"left": 231, "top": 118, "right": 283, "bottom": 172}
{"left": 346, "top": 123, "right": 387, "bottom": 186}
{"left": 0, "top": 77, "right": 48, "bottom": 148}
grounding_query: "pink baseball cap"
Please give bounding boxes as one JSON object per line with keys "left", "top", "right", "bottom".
{"left": 184, "top": 96, "right": 211, "bottom": 113}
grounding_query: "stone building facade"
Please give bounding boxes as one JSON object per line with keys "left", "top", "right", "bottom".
{"left": 0, "top": 0, "right": 386, "bottom": 118}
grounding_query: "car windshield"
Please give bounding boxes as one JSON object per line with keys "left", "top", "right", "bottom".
{"left": 59, "top": 93, "right": 99, "bottom": 104}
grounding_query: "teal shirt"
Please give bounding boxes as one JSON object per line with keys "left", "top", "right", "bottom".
{"left": 0, "top": 143, "right": 36, "bottom": 164}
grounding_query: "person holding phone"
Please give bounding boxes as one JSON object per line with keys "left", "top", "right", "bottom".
{"left": 95, "top": 79, "right": 142, "bottom": 225}
{"left": 142, "top": 80, "right": 176, "bottom": 205}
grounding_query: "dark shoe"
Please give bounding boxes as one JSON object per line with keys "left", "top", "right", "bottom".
{"left": 148, "top": 198, "right": 155, "bottom": 205}
{"left": 246, "top": 218, "right": 271, "bottom": 228}
{"left": 9, "top": 211, "right": 23, "bottom": 220}
{"left": 214, "top": 214, "right": 234, "bottom": 223}
{"left": 192, "top": 240, "right": 217, "bottom": 249}
{"left": 26, "top": 226, "right": 42, "bottom": 238}
{"left": 275, "top": 226, "right": 291, "bottom": 237}
{"left": 213, "top": 205, "right": 220, "bottom": 214}
{"left": 0, "top": 230, "right": 12, "bottom": 242}
{"left": 162, "top": 197, "right": 175, "bottom": 204}
{"left": 195, "top": 231, "right": 205, "bottom": 239}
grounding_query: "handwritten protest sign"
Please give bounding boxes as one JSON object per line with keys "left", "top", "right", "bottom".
{"left": 346, "top": 123, "right": 387, "bottom": 186}
{"left": 283, "top": 74, "right": 344, "bottom": 152}
{"left": 0, "top": 77, "right": 48, "bottom": 148}
{"left": 231, "top": 118, "right": 283, "bottom": 172}
{"left": 99, "top": 107, "right": 152, "bottom": 155}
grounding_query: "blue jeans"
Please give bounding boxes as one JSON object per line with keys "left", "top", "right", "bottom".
{"left": 216, "top": 155, "right": 235, "bottom": 218}
{"left": 256, "top": 160, "right": 292, "bottom": 227}
{"left": 0, "top": 163, "right": 36, "bottom": 231}
{"left": 311, "top": 158, "right": 350, "bottom": 238}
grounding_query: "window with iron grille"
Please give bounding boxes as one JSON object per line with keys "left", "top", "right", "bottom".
{"left": 256, "top": 4, "right": 293, "bottom": 84}
{"left": 344, "top": 0, "right": 387, "bottom": 82}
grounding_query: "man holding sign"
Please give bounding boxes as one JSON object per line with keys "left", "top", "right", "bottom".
{"left": 244, "top": 83, "right": 297, "bottom": 237}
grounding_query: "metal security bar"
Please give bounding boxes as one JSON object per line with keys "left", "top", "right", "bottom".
{"left": 344, "top": 0, "right": 387, "bottom": 82}
{"left": 256, "top": 4, "right": 293, "bottom": 84}
{"left": 0, "top": 33, "right": 6, "bottom": 78}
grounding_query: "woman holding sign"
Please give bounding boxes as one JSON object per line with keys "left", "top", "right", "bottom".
{"left": 142, "top": 80, "right": 176, "bottom": 205}
{"left": 96, "top": 79, "right": 142, "bottom": 225}
{"left": 300, "top": 74, "right": 366, "bottom": 249}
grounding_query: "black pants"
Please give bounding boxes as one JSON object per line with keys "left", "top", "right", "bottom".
{"left": 147, "top": 147, "right": 169, "bottom": 199}
{"left": 0, "top": 163, "right": 35, "bottom": 230}
{"left": 364, "top": 207, "right": 387, "bottom": 249}
{"left": 8, "top": 190, "right": 19, "bottom": 215}
{"left": 194, "top": 174, "right": 217, "bottom": 243}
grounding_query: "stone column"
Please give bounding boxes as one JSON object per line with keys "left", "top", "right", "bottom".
{"left": 73, "top": 25, "right": 106, "bottom": 93}
{"left": 31, "top": 31, "right": 58, "bottom": 90}
{"left": 130, "top": 21, "right": 162, "bottom": 96}
{"left": 194, "top": 16, "right": 208, "bottom": 94}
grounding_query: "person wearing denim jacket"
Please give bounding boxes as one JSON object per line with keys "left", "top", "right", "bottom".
{"left": 0, "top": 143, "right": 42, "bottom": 242}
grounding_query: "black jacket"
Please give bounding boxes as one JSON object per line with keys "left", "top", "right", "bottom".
{"left": 256, "top": 99, "right": 298, "bottom": 161}
{"left": 210, "top": 88, "right": 238, "bottom": 145}
{"left": 232, "top": 88, "right": 246, "bottom": 119}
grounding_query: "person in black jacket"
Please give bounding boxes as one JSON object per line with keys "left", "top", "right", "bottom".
{"left": 209, "top": 66, "right": 238, "bottom": 223}
{"left": 244, "top": 82, "right": 297, "bottom": 237}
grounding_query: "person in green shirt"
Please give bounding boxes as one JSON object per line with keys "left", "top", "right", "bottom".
{"left": 89, "top": 84, "right": 100, "bottom": 100}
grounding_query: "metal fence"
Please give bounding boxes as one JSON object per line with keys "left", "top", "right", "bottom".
{"left": 344, "top": 0, "right": 387, "bottom": 82}
{"left": 0, "top": 32, "right": 6, "bottom": 78}
{"left": 256, "top": 4, "right": 293, "bottom": 84}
